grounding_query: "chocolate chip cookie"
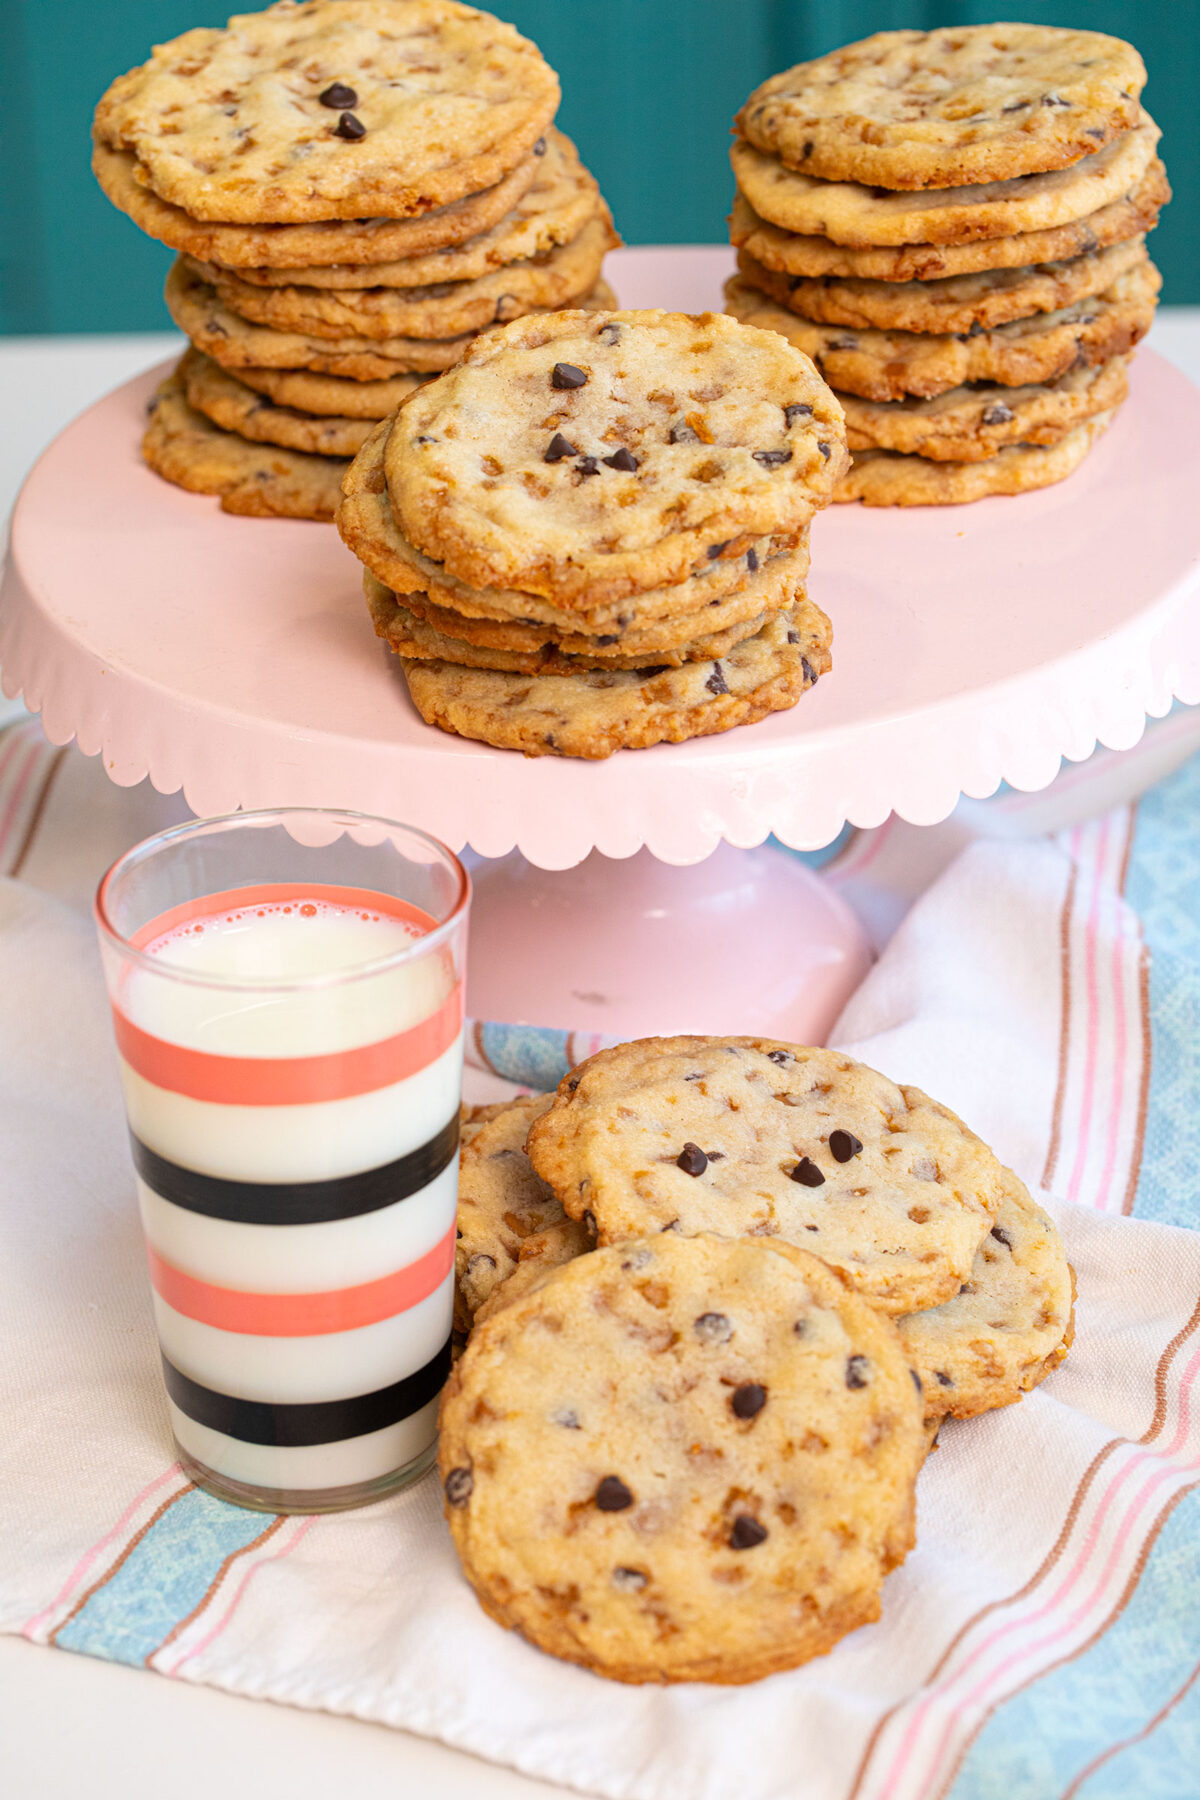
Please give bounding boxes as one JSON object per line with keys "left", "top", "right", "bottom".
{"left": 455, "top": 1094, "right": 562, "bottom": 1332}
{"left": 398, "top": 604, "right": 830, "bottom": 758}
{"left": 736, "top": 26, "right": 1145, "bottom": 190}
{"left": 385, "top": 309, "right": 846, "bottom": 608}
{"left": 94, "top": 0, "right": 559, "bottom": 223}
{"left": 181, "top": 347, "right": 376, "bottom": 456}
{"left": 836, "top": 414, "right": 1114, "bottom": 505}
{"left": 439, "top": 1232, "right": 924, "bottom": 1683}
{"left": 527, "top": 1037, "right": 1008, "bottom": 1315}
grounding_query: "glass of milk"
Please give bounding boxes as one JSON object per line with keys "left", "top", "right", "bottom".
{"left": 95, "top": 808, "right": 469, "bottom": 1514}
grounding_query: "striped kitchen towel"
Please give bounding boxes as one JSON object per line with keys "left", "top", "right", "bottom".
{"left": 1, "top": 716, "right": 1199, "bottom": 1798}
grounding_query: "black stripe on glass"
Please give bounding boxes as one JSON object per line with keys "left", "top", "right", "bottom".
{"left": 162, "top": 1338, "right": 452, "bottom": 1447}
{"left": 131, "top": 1114, "right": 459, "bottom": 1225}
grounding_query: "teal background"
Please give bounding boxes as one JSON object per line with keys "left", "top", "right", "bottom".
{"left": 1, "top": 1, "right": 1195, "bottom": 335}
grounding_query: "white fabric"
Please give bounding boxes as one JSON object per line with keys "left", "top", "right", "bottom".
{"left": 3, "top": 811, "right": 1198, "bottom": 1800}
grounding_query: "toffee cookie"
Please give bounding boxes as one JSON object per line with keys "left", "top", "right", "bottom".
{"left": 339, "top": 413, "right": 810, "bottom": 634}
{"left": 439, "top": 1233, "right": 924, "bottom": 1683}
{"left": 840, "top": 356, "right": 1129, "bottom": 462}
{"left": 527, "top": 1037, "right": 1006, "bottom": 1315}
{"left": 185, "top": 211, "right": 617, "bottom": 339}
{"left": 455, "top": 1094, "right": 562, "bottom": 1332}
{"left": 143, "top": 372, "right": 346, "bottom": 518}
{"left": 730, "top": 117, "right": 1158, "bottom": 249}
{"left": 398, "top": 604, "right": 830, "bottom": 759}
{"left": 367, "top": 579, "right": 774, "bottom": 676}
{"left": 471, "top": 1216, "right": 593, "bottom": 1325}
{"left": 736, "top": 26, "right": 1145, "bottom": 190}
{"left": 898, "top": 1172, "right": 1074, "bottom": 1423}
{"left": 385, "top": 309, "right": 846, "bottom": 608}
{"left": 94, "top": 0, "right": 560, "bottom": 223}
{"left": 91, "top": 138, "right": 542, "bottom": 268}
{"left": 725, "top": 262, "right": 1159, "bottom": 401}
{"left": 737, "top": 235, "right": 1147, "bottom": 337}
{"left": 224, "top": 130, "right": 601, "bottom": 288}
{"left": 460, "top": 1099, "right": 519, "bottom": 1147}
{"left": 726, "top": 161, "right": 1169, "bottom": 283}
{"left": 835, "top": 415, "right": 1114, "bottom": 506}
{"left": 181, "top": 348, "right": 376, "bottom": 456}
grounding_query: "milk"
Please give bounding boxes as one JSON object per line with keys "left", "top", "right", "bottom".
{"left": 111, "top": 891, "right": 463, "bottom": 1499}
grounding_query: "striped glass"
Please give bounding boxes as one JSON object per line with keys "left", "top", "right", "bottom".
{"left": 96, "top": 810, "right": 469, "bottom": 1514}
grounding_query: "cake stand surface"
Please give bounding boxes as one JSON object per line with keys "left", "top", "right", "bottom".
{"left": 3, "top": 248, "right": 1200, "bottom": 1039}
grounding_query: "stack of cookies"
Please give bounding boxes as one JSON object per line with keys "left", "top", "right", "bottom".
{"left": 92, "top": 0, "right": 617, "bottom": 520}
{"left": 725, "top": 25, "right": 1169, "bottom": 506}
{"left": 337, "top": 307, "right": 846, "bottom": 757}
{"left": 447, "top": 1038, "right": 1075, "bottom": 1685}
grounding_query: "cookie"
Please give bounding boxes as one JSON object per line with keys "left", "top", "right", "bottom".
{"left": 339, "top": 413, "right": 810, "bottom": 634}
{"left": 725, "top": 261, "right": 1159, "bottom": 401}
{"left": 737, "top": 27, "right": 1144, "bottom": 190}
{"left": 94, "top": 0, "right": 559, "bottom": 223}
{"left": 228, "top": 277, "right": 618, "bottom": 416}
{"left": 143, "top": 370, "right": 346, "bottom": 518}
{"left": 835, "top": 414, "right": 1113, "bottom": 506}
{"left": 727, "top": 160, "right": 1170, "bottom": 283}
{"left": 367, "top": 576, "right": 774, "bottom": 676}
{"left": 527, "top": 1037, "right": 1008, "bottom": 1315}
{"left": 460, "top": 1099, "right": 518, "bottom": 1147}
{"left": 841, "top": 356, "right": 1129, "bottom": 462}
{"left": 899, "top": 1172, "right": 1074, "bottom": 1424}
{"left": 165, "top": 257, "right": 474, "bottom": 378}
{"left": 91, "top": 137, "right": 542, "bottom": 268}
{"left": 186, "top": 211, "right": 617, "bottom": 339}
{"left": 730, "top": 115, "right": 1158, "bottom": 249}
{"left": 399, "top": 605, "right": 830, "bottom": 759}
{"left": 471, "top": 1217, "right": 593, "bottom": 1326}
{"left": 454, "top": 1094, "right": 562, "bottom": 1332}
{"left": 440, "top": 1232, "right": 923, "bottom": 1683}
{"left": 385, "top": 309, "right": 846, "bottom": 608}
{"left": 225, "top": 130, "right": 601, "bottom": 288}
{"left": 181, "top": 347, "right": 376, "bottom": 456}
{"left": 366, "top": 547, "right": 807, "bottom": 660}
{"left": 737, "top": 234, "right": 1147, "bottom": 336}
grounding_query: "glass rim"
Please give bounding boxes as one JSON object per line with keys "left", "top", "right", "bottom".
{"left": 94, "top": 806, "right": 470, "bottom": 993}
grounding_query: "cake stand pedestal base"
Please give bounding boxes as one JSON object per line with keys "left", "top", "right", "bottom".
{"left": 465, "top": 842, "right": 872, "bottom": 1044}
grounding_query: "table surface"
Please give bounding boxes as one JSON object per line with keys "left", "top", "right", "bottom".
{"left": 2, "top": 297, "right": 1200, "bottom": 1799}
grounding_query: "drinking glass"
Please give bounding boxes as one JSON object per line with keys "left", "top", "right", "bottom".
{"left": 96, "top": 809, "right": 469, "bottom": 1513}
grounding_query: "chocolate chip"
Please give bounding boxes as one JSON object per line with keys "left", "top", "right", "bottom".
{"left": 968, "top": 320, "right": 984, "bottom": 338}
{"left": 620, "top": 1246, "right": 653, "bottom": 1271}
{"left": 747, "top": 546, "right": 759, "bottom": 572}
{"left": 670, "top": 421, "right": 700, "bottom": 444}
{"left": 910, "top": 1368, "right": 923, "bottom": 1394}
{"left": 334, "top": 111, "right": 366, "bottom": 140}
{"left": 551, "top": 1407, "right": 581, "bottom": 1429}
{"left": 731, "top": 1383, "right": 767, "bottom": 1420}
{"left": 752, "top": 449, "right": 793, "bottom": 468}
{"left": 544, "top": 432, "right": 578, "bottom": 463}
{"left": 706, "top": 663, "right": 729, "bottom": 696}
{"left": 817, "top": 442, "right": 831, "bottom": 460}
{"left": 677, "top": 1142, "right": 708, "bottom": 1176}
{"left": 567, "top": 1076, "right": 580, "bottom": 1090}
{"left": 788, "top": 631, "right": 800, "bottom": 645}
{"left": 1041, "top": 92, "right": 1071, "bottom": 107}
{"left": 982, "top": 403, "right": 1014, "bottom": 425}
{"left": 694, "top": 1311, "right": 732, "bottom": 1344}
{"left": 596, "top": 633, "right": 618, "bottom": 645}
{"left": 493, "top": 294, "right": 519, "bottom": 323}
{"left": 533, "top": 136, "right": 547, "bottom": 154}
{"left": 552, "top": 362, "right": 588, "bottom": 390}
{"left": 414, "top": 434, "right": 437, "bottom": 445}
{"left": 444, "top": 1466, "right": 473, "bottom": 1506}
{"left": 784, "top": 402, "right": 813, "bottom": 426}
{"left": 455, "top": 1227, "right": 463, "bottom": 1239}
{"left": 793, "top": 1318, "right": 807, "bottom": 1336}
{"left": 829, "top": 1129, "right": 863, "bottom": 1164}
{"left": 684, "top": 1072, "right": 704, "bottom": 1081}
{"left": 319, "top": 82, "right": 358, "bottom": 109}
{"left": 801, "top": 140, "right": 814, "bottom": 159}
{"left": 595, "top": 1475, "right": 634, "bottom": 1511}
{"left": 767, "top": 1049, "right": 792, "bottom": 1065}
{"left": 576, "top": 456, "right": 600, "bottom": 477}
{"left": 845, "top": 1355, "right": 871, "bottom": 1390}
{"left": 582, "top": 1209, "right": 597, "bottom": 1234}
{"left": 706, "top": 540, "right": 730, "bottom": 558}
{"left": 790, "top": 1157, "right": 825, "bottom": 1187}
{"left": 1002, "top": 98, "right": 1030, "bottom": 111}
{"left": 602, "top": 447, "right": 639, "bottom": 472}
{"left": 829, "top": 336, "right": 858, "bottom": 351}
{"left": 612, "top": 1566, "right": 647, "bottom": 1591}
{"left": 990, "top": 1225, "right": 1014, "bottom": 1249}
{"left": 597, "top": 321, "right": 621, "bottom": 343}
{"left": 729, "top": 1515, "right": 768, "bottom": 1550}
{"left": 935, "top": 1370, "right": 954, "bottom": 1387}
{"left": 466, "top": 1253, "right": 497, "bottom": 1277}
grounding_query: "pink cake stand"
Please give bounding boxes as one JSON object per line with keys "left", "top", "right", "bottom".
{"left": 4, "top": 248, "right": 1200, "bottom": 1042}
